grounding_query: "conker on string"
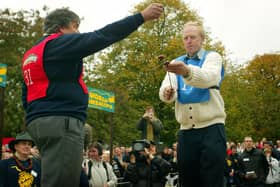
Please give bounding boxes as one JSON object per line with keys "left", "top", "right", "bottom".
{"left": 163, "top": 61, "right": 169, "bottom": 65}
{"left": 158, "top": 54, "right": 165, "bottom": 61}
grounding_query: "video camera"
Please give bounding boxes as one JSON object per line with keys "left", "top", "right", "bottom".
{"left": 132, "top": 139, "right": 151, "bottom": 152}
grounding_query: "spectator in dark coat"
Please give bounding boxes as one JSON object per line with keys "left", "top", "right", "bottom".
{"left": 137, "top": 106, "right": 163, "bottom": 145}
{"left": 0, "top": 132, "right": 41, "bottom": 187}
{"left": 238, "top": 136, "right": 269, "bottom": 187}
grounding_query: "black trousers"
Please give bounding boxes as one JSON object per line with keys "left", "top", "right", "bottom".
{"left": 177, "top": 123, "right": 226, "bottom": 187}
{"left": 243, "top": 184, "right": 265, "bottom": 187}
{"left": 265, "top": 183, "right": 280, "bottom": 187}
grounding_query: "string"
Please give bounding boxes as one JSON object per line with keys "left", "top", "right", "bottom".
{"left": 158, "top": 8, "right": 172, "bottom": 89}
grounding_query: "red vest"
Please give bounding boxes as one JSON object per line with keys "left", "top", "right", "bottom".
{"left": 22, "top": 33, "right": 88, "bottom": 103}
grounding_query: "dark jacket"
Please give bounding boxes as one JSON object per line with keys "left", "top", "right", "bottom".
{"left": 238, "top": 148, "right": 269, "bottom": 186}
{"left": 124, "top": 154, "right": 171, "bottom": 187}
{"left": 137, "top": 117, "right": 163, "bottom": 144}
{"left": 22, "top": 13, "right": 144, "bottom": 125}
{"left": 225, "top": 153, "right": 241, "bottom": 186}
{"left": 0, "top": 157, "right": 41, "bottom": 187}
{"left": 80, "top": 168, "right": 89, "bottom": 187}
{"left": 269, "top": 148, "right": 280, "bottom": 161}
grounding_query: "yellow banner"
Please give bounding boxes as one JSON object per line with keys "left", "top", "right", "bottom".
{"left": 0, "top": 68, "right": 7, "bottom": 75}
{"left": 0, "top": 63, "right": 7, "bottom": 87}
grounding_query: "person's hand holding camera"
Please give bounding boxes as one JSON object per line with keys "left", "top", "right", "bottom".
{"left": 143, "top": 112, "right": 154, "bottom": 121}
{"left": 143, "top": 112, "right": 149, "bottom": 118}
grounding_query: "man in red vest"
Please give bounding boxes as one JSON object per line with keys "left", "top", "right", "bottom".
{"left": 22, "top": 4, "right": 163, "bottom": 187}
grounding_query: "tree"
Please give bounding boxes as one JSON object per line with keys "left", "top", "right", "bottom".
{"left": 222, "top": 54, "right": 280, "bottom": 142}
{"left": 5, "top": 2, "right": 278, "bottom": 146}
{"left": 0, "top": 8, "right": 45, "bottom": 136}
{"left": 242, "top": 54, "right": 280, "bottom": 140}
{"left": 221, "top": 64, "right": 256, "bottom": 142}
{"left": 87, "top": 0, "right": 227, "bottom": 146}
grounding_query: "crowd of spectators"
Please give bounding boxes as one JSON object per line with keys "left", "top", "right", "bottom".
{"left": 2, "top": 136, "right": 280, "bottom": 187}
{"left": 225, "top": 137, "right": 280, "bottom": 187}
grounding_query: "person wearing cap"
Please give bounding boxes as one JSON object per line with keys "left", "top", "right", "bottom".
{"left": 1, "top": 144, "right": 13, "bottom": 160}
{"left": 0, "top": 131, "right": 41, "bottom": 187}
{"left": 21, "top": 4, "right": 163, "bottom": 187}
{"left": 263, "top": 145, "right": 280, "bottom": 186}
{"left": 263, "top": 141, "right": 280, "bottom": 161}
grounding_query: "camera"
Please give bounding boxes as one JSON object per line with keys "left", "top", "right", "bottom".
{"left": 132, "top": 139, "right": 151, "bottom": 152}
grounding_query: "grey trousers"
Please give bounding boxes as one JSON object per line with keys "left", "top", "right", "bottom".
{"left": 27, "top": 116, "right": 85, "bottom": 187}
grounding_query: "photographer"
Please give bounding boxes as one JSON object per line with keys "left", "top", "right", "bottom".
{"left": 124, "top": 140, "right": 171, "bottom": 187}
{"left": 137, "top": 106, "right": 163, "bottom": 145}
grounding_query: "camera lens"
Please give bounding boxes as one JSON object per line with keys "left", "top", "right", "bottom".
{"left": 133, "top": 142, "right": 144, "bottom": 152}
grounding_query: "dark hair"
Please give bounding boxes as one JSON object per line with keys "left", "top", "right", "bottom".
{"left": 263, "top": 141, "right": 273, "bottom": 147}
{"left": 230, "top": 144, "right": 237, "bottom": 150}
{"left": 43, "top": 8, "right": 80, "bottom": 34}
{"left": 88, "top": 142, "right": 103, "bottom": 156}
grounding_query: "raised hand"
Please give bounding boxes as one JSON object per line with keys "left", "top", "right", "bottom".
{"left": 141, "top": 3, "right": 164, "bottom": 21}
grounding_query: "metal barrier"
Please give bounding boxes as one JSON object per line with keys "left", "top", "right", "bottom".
{"left": 116, "top": 177, "right": 131, "bottom": 187}
{"left": 116, "top": 172, "right": 179, "bottom": 187}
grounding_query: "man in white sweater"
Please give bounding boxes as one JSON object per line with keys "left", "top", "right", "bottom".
{"left": 159, "top": 21, "right": 226, "bottom": 187}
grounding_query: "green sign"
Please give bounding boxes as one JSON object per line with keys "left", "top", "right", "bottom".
{"left": 88, "top": 87, "right": 115, "bottom": 113}
{"left": 0, "top": 63, "right": 7, "bottom": 88}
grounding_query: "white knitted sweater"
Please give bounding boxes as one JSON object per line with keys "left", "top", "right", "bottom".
{"left": 159, "top": 50, "right": 226, "bottom": 130}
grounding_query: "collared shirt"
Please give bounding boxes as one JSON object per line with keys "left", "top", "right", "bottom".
{"left": 186, "top": 48, "right": 205, "bottom": 60}
{"left": 159, "top": 49, "right": 226, "bottom": 129}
